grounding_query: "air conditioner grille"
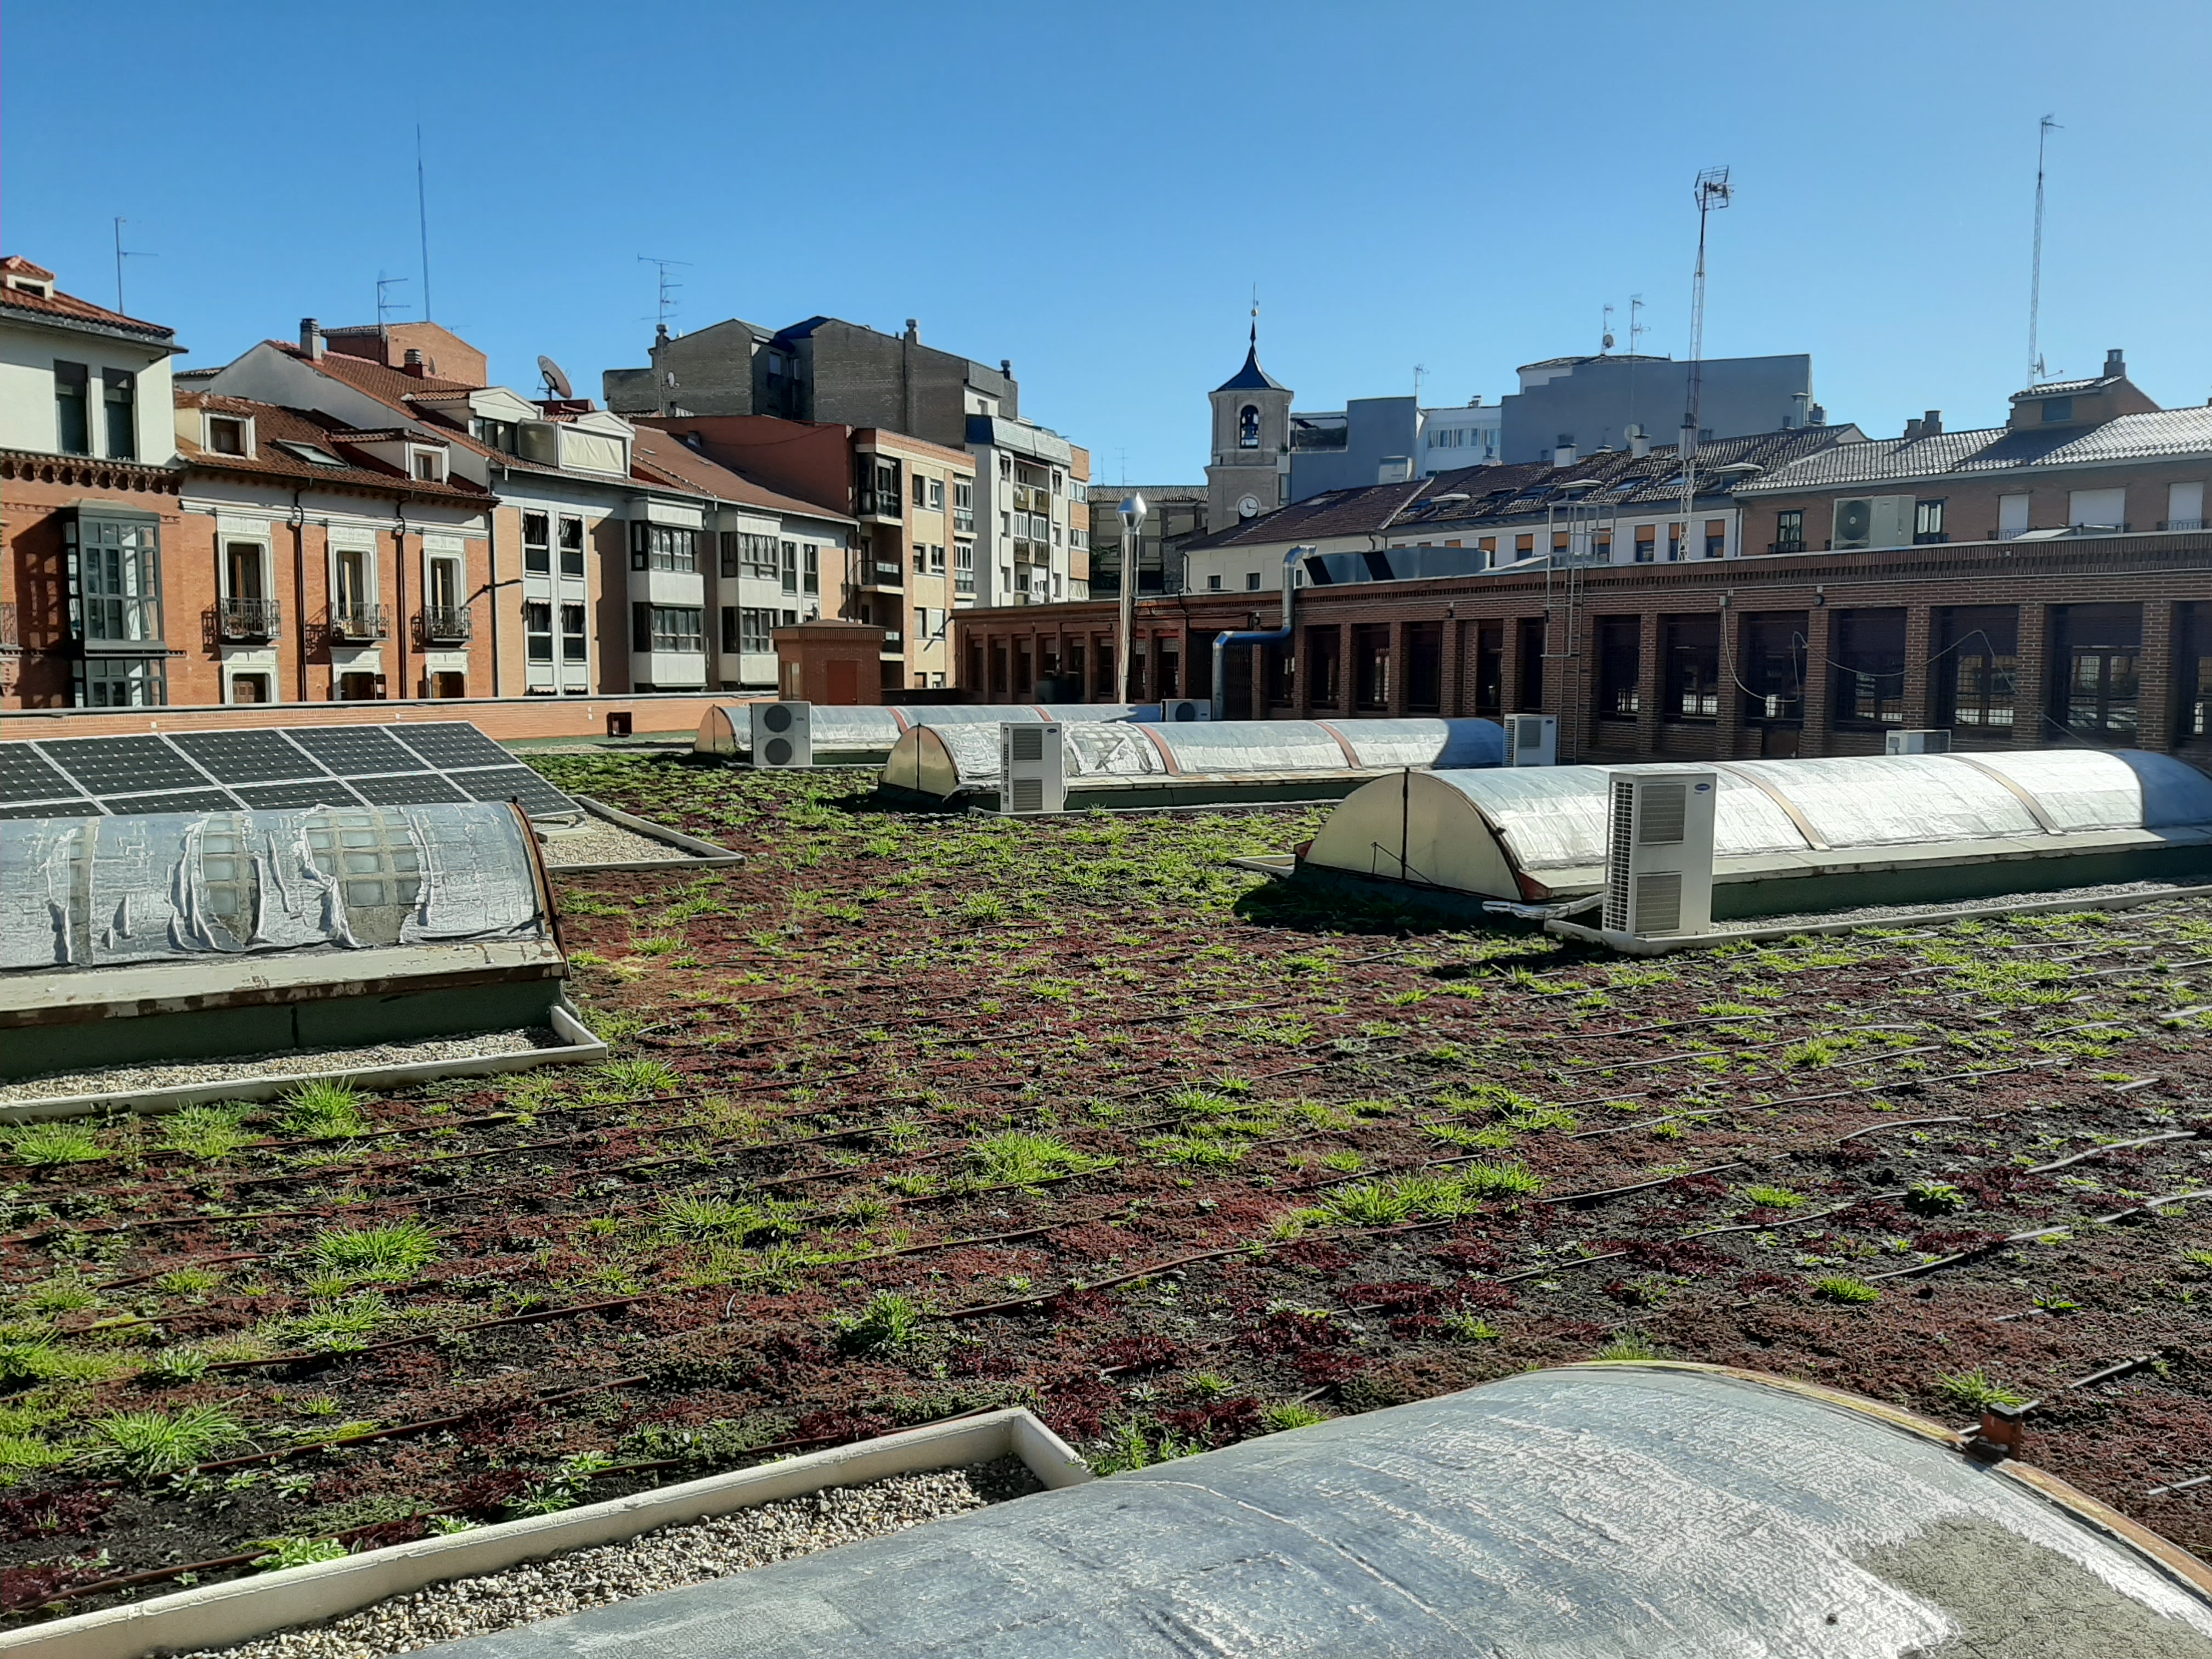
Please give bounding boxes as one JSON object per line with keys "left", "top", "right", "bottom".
{"left": 1633, "top": 870, "right": 1683, "bottom": 935}
{"left": 764, "top": 738, "right": 794, "bottom": 766}
{"left": 1603, "top": 777, "right": 1636, "bottom": 932}
{"left": 761, "top": 706, "right": 794, "bottom": 734}
{"left": 1009, "top": 777, "right": 1044, "bottom": 813}
{"left": 1639, "top": 782, "right": 1688, "bottom": 844}
{"left": 1009, "top": 727, "right": 1044, "bottom": 762}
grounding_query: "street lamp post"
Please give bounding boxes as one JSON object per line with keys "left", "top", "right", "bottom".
{"left": 1116, "top": 492, "right": 1146, "bottom": 705}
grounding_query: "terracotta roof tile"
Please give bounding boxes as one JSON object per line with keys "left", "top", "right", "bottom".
{"left": 176, "top": 391, "right": 489, "bottom": 502}
{"left": 629, "top": 427, "right": 854, "bottom": 522}
{"left": 0, "top": 263, "right": 174, "bottom": 340}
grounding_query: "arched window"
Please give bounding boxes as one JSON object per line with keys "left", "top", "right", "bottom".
{"left": 1239, "top": 404, "right": 1261, "bottom": 449}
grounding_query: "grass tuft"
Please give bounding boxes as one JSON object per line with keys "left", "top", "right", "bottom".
{"left": 94, "top": 1406, "right": 247, "bottom": 1477}
{"left": 280, "top": 1079, "right": 368, "bottom": 1139}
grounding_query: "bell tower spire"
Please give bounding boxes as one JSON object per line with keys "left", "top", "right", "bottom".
{"left": 1206, "top": 296, "right": 1294, "bottom": 529}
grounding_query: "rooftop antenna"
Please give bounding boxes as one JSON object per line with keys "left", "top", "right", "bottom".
{"left": 2028, "top": 114, "right": 2060, "bottom": 387}
{"left": 1627, "top": 293, "right": 1645, "bottom": 444}
{"left": 1680, "top": 167, "right": 1733, "bottom": 550}
{"left": 1414, "top": 363, "right": 1427, "bottom": 404}
{"left": 537, "top": 355, "right": 574, "bottom": 401}
{"left": 639, "top": 256, "right": 689, "bottom": 335}
{"left": 375, "top": 272, "right": 411, "bottom": 326}
{"left": 1600, "top": 303, "right": 1615, "bottom": 354}
{"left": 1116, "top": 446, "right": 1129, "bottom": 487}
{"left": 415, "top": 125, "right": 433, "bottom": 323}
{"left": 111, "top": 218, "right": 153, "bottom": 315}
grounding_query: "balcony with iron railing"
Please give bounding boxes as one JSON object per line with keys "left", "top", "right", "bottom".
{"left": 862, "top": 560, "right": 904, "bottom": 590}
{"left": 216, "top": 596, "right": 282, "bottom": 641}
{"left": 328, "top": 602, "right": 391, "bottom": 641}
{"left": 1767, "top": 539, "right": 1808, "bottom": 554}
{"left": 0, "top": 601, "right": 16, "bottom": 652}
{"left": 2160, "top": 519, "right": 2206, "bottom": 532}
{"left": 856, "top": 488, "right": 902, "bottom": 521}
{"left": 418, "top": 604, "right": 473, "bottom": 644}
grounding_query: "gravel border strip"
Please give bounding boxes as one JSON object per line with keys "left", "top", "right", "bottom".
{"left": 191, "top": 1463, "right": 1027, "bottom": 1659}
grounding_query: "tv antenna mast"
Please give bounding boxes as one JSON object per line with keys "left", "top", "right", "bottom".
{"left": 639, "top": 256, "right": 689, "bottom": 335}
{"left": 1680, "top": 167, "right": 1733, "bottom": 548}
{"left": 416, "top": 125, "right": 435, "bottom": 322}
{"left": 112, "top": 218, "right": 153, "bottom": 315}
{"left": 1626, "top": 293, "right": 1645, "bottom": 443}
{"left": 1413, "top": 363, "right": 1427, "bottom": 404}
{"left": 2028, "top": 115, "right": 2060, "bottom": 386}
{"left": 375, "top": 272, "right": 411, "bottom": 326}
{"left": 1600, "top": 303, "right": 1615, "bottom": 354}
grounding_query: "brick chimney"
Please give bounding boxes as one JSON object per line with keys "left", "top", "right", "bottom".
{"left": 403, "top": 347, "right": 427, "bottom": 377}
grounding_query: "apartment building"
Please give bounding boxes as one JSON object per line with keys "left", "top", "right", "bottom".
{"left": 196, "top": 321, "right": 746, "bottom": 695}
{"left": 1181, "top": 423, "right": 1862, "bottom": 595}
{"left": 0, "top": 257, "right": 184, "bottom": 705}
{"left": 172, "top": 390, "right": 493, "bottom": 703}
{"left": 1734, "top": 352, "right": 2211, "bottom": 555}
{"left": 630, "top": 426, "right": 853, "bottom": 691}
{"left": 636, "top": 414, "right": 974, "bottom": 690}
{"left": 0, "top": 259, "right": 496, "bottom": 709}
{"left": 967, "top": 414, "right": 1088, "bottom": 608}
{"left": 606, "top": 314, "right": 1019, "bottom": 453}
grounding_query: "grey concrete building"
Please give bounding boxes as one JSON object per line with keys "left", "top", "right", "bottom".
{"left": 1289, "top": 396, "right": 1421, "bottom": 500}
{"left": 604, "top": 317, "right": 1018, "bottom": 453}
{"left": 1497, "top": 352, "right": 1819, "bottom": 462}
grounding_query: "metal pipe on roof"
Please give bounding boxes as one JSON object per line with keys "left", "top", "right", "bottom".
{"left": 1210, "top": 544, "right": 1307, "bottom": 722}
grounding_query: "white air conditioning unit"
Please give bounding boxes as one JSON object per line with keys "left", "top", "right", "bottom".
{"left": 1000, "top": 721, "right": 1065, "bottom": 815}
{"left": 1505, "top": 713, "right": 1558, "bottom": 767}
{"left": 1832, "top": 494, "right": 1914, "bottom": 551}
{"left": 750, "top": 701, "right": 812, "bottom": 768}
{"left": 1160, "top": 699, "right": 1209, "bottom": 723}
{"left": 1602, "top": 769, "right": 1717, "bottom": 941}
{"left": 1886, "top": 729, "right": 1951, "bottom": 755}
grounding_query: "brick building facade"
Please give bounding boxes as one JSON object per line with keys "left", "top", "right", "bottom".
{"left": 949, "top": 532, "right": 2212, "bottom": 771}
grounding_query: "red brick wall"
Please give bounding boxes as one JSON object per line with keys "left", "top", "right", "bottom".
{"left": 0, "top": 692, "right": 739, "bottom": 743}
{"left": 950, "top": 533, "right": 2212, "bottom": 769}
{"left": 3, "top": 459, "right": 497, "bottom": 709}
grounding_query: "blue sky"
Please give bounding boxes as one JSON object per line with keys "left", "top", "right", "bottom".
{"left": 9, "top": 1, "right": 2209, "bottom": 482}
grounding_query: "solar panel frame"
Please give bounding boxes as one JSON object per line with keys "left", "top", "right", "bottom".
{"left": 348, "top": 772, "right": 471, "bottom": 806}
{"left": 0, "top": 721, "right": 582, "bottom": 823}
{"left": 390, "top": 723, "right": 518, "bottom": 770}
{"left": 285, "top": 726, "right": 422, "bottom": 774}
{"left": 448, "top": 765, "right": 580, "bottom": 816}
{"left": 104, "top": 789, "right": 247, "bottom": 817}
{"left": 230, "top": 780, "right": 368, "bottom": 811}
{"left": 0, "top": 799, "right": 94, "bottom": 820}
{"left": 171, "top": 728, "right": 330, "bottom": 784}
{"left": 0, "top": 746, "right": 78, "bottom": 803}
{"left": 38, "top": 736, "right": 212, "bottom": 796}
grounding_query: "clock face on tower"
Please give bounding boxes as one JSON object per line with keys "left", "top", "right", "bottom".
{"left": 1237, "top": 494, "right": 1260, "bottom": 519}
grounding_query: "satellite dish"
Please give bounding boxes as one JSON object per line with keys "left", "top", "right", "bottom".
{"left": 537, "top": 355, "right": 574, "bottom": 400}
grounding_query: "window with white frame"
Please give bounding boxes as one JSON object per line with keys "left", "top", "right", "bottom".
{"left": 525, "top": 600, "right": 554, "bottom": 661}
{"left": 955, "top": 542, "right": 975, "bottom": 595}
{"left": 739, "top": 607, "right": 776, "bottom": 653}
{"left": 633, "top": 603, "right": 703, "bottom": 653}
{"left": 560, "top": 602, "right": 587, "bottom": 661}
{"left": 558, "top": 515, "right": 585, "bottom": 575}
{"left": 206, "top": 414, "right": 251, "bottom": 456}
{"left": 411, "top": 448, "right": 445, "bottom": 482}
{"left": 71, "top": 513, "right": 164, "bottom": 645}
{"left": 523, "top": 511, "right": 551, "bottom": 573}
{"left": 927, "top": 478, "right": 944, "bottom": 510}
{"left": 803, "top": 545, "right": 819, "bottom": 595}
{"left": 780, "top": 540, "right": 798, "bottom": 594}
{"left": 631, "top": 524, "right": 698, "bottom": 572}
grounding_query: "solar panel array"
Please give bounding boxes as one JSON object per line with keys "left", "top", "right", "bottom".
{"left": 0, "top": 721, "right": 579, "bottom": 821}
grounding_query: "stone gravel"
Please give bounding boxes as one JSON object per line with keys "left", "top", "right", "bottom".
{"left": 193, "top": 1466, "right": 1011, "bottom": 1659}
{"left": 537, "top": 821, "right": 690, "bottom": 868}
{"left": 0, "top": 1029, "right": 552, "bottom": 1105}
